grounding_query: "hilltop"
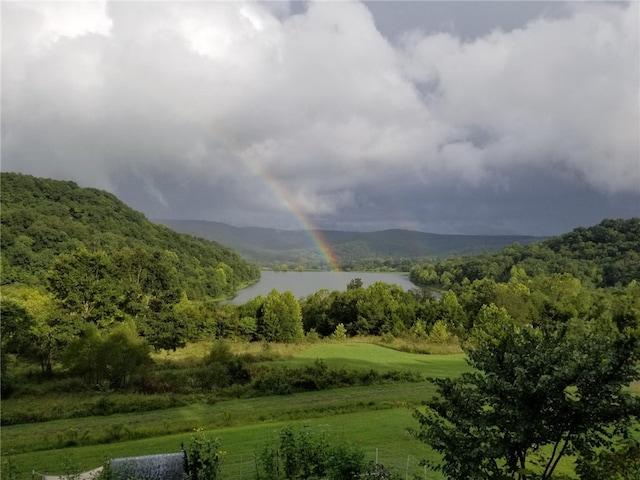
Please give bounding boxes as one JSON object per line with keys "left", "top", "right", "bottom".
{"left": 410, "top": 217, "right": 640, "bottom": 288}
{"left": 0, "top": 173, "right": 260, "bottom": 299}
{"left": 158, "top": 219, "right": 543, "bottom": 270}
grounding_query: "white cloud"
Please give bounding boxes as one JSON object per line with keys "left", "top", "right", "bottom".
{"left": 1, "top": 1, "right": 637, "bottom": 231}
{"left": 400, "top": 2, "right": 639, "bottom": 192}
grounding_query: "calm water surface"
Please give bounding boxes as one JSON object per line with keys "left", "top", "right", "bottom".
{"left": 227, "top": 271, "right": 417, "bottom": 304}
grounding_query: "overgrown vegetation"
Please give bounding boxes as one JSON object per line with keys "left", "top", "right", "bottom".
{"left": 256, "top": 424, "right": 400, "bottom": 480}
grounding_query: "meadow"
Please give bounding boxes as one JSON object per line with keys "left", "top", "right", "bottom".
{"left": 6, "top": 339, "right": 635, "bottom": 479}
{"left": 1, "top": 341, "right": 469, "bottom": 479}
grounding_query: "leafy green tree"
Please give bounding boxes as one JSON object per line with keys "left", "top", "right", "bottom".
{"left": 576, "top": 438, "right": 640, "bottom": 480}
{"left": 114, "top": 247, "right": 187, "bottom": 350}
{"left": 427, "top": 320, "right": 450, "bottom": 344}
{"left": 63, "top": 322, "right": 150, "bottom": 388}
{"left": 47, "top": 247, "right": 124, "bottom": 327}
{"left": 257, "top": 290, "right": 304, "bottom": 343}
{"left": 409, "top": 263, "right": 438, "bottom": 286}
{"left": 413, "top": 304, "right": 640, "bottom": 480}
{"left": 356, "top": 282, "right": 403, "bottom": 335}
{"left": 437, "top": 290, "right": 467, "bottom": 335}
{"left": 138, "top": 308, "right": 190, "bottom": 351}
{"left": 300, "top": 289, "right": 333, "bottom": 336}
{"left": 1, "top": 287, "right": 77, "bottom": 376}
{"left": 101, "top": 322, "right": 152, "bottom": 388}
{"left": 346, "top": 278, "right": 363, "bottom": 290}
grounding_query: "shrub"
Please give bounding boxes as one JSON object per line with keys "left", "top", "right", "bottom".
{"left": 427, "top": 320, "right": 449, "bottom": 344}
{"left": 183, "top": 432, "right": 225, "bottom": 480}
{"left": 380, "top": 332, "right": 395, "bottom": 344}
{"left": 256, "top": 424, "right": 368, "bottom": 480}
{"left": 331, "top": 323, "right": 347, "bottom": 340}
{"left": 305, "top": 329, "right": 321, "bottom": 343}
{"left": 199, "top": 341, "right": 250, "bottom": 389}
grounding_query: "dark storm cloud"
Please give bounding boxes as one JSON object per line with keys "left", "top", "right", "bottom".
{"left": 2, "top": 1, "right": 638, "bottom": 235}
{"left": 365, "top": 1, "right": 571, "bottom": 41}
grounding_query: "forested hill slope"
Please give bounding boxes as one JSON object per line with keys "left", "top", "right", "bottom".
{"left": 411, "top": 218, "right": 640, "bottom": 288}
{"left": 0, "top": 172, "right": 260, "bottom": 299}
{"left": 159, "top": 219, "right": 542, "bottom": 269}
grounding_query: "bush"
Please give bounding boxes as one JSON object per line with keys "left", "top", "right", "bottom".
{"left": 331, "top": 323, "right": 347, "bottom": 340}
{"left": 305, "top": 329, "right": 321, "bottom": 343}
{"left": 63, "top": 323, "right": 151, "bottom": 389}
{"left": 256, "top": 424, "right": 367, "bottom": 480}
{"left": 427, "top": 320, "right": 450, "bottom": 344}
{"left": 199, "top": 341, "right": 250, "bottom": 389}
{"left": 183, "top": 432, "right": 225, "bottom": 480}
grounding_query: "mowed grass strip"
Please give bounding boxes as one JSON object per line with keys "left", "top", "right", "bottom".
{"left": 283, "top": 344, "right": 468, "bottom": 375}
{"left": 5, "top": 409, "right": 446, "bottom": 480}
{"left": 1, "top": 382, "right": 442, "bottom": 455}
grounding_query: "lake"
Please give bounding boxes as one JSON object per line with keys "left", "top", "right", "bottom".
{"left": 226, "top": 271, "right": 418, "bottom": 304}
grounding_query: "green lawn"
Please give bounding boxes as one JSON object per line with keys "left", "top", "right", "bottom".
{"left": 2, "top": 382, "right": 444, "bottom": 455}
{"left": 5, "top": 409, "right": 446, "bottom": 480}
{"left": 3, "top": 343, "right": 468, "bottom": 479}
{"left": 4, "top": 341, "right": 627, "bottom": 480}
{"left": 273, "top": 343, "right": 469, "bottom": 377}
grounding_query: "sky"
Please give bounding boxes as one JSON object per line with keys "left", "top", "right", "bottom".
{"left": 2, "top": 0, "right": 639, "bottom": 236}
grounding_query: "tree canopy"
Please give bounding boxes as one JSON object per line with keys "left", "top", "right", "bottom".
{"left": 413, "top": 301, "right": 640, "bottom": 479}
{"left": 0, "top": 172, "right": 260, "bottom": 300}
{"left": 410, "top": 218, "right": 640, "bottom": 289}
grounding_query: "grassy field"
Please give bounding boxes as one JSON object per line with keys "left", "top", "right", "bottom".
{"left": 2, "top": 342, "right": 468, "bottom": 479}
{"left": 5, "top": 340, "right": 630, "bottom": 479}
{"left": 6, "top": 409, "right": 446, "bottom": 480}
{"left": 284, "top": 343, "right": 467, "bottom": 375}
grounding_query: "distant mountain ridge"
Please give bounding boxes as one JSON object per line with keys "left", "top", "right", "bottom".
{"left": 157, "top": 219, "right": 544, "bottom": 269}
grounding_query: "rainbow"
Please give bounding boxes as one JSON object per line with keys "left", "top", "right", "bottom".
{"left": 126, "top": 77, "right": 341, "bottom": 269}
{"left": 241, "top": 154, "right": 342, "bottom": 271}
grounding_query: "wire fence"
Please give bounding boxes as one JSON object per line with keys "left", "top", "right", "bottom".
{"left": 219, "top": 447, "right": 433, "bottom": 480}
{"left": 29, "top": 447, "right": 435, "bottom": 480}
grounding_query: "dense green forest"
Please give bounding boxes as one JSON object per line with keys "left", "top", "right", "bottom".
{"left": 0, "top": 172, "right": 260, "bottom": 299}
{"left": 410, "top": 218, "right": 640, "bottom": 289}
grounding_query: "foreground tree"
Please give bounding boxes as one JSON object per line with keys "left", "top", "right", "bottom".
{"left": 413, "top": 304, "right": 640, "bottom": 480}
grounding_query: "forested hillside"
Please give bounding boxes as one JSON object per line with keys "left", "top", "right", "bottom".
{"left": 410, "top": 218, "right": 640, "bottom": 288}
{"left": 0, "top": 172, "right": 260, "bottom": 299}
{"left": 159, "top": 219, "right": 542, "bottom": 270}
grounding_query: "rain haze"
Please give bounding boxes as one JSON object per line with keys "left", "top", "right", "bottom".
{"left": 2, "top": 0, "right": 639, "bottom": 236}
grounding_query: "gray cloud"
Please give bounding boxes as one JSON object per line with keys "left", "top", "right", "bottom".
{"left": 2, "top": 1, "right": 638, "bottom": 236}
